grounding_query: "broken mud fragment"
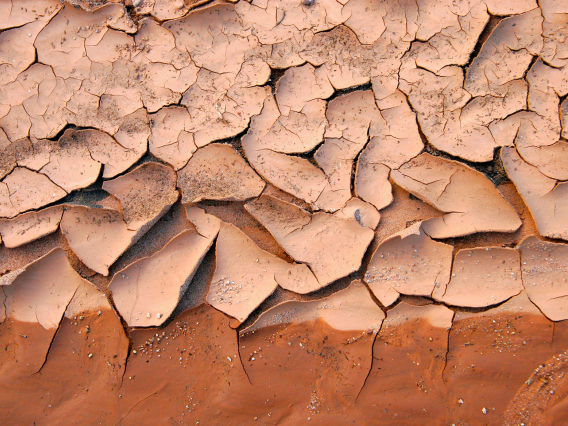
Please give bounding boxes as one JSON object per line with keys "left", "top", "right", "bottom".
{"left": 465, "top": 9, "right": 543, "bottom": 98}
{"left": 0, "top": 205, "right": 63, "bottom": 248}
{"left": 177, "top": 143, "right": 265, "bottom": 203}
{"left": 0, "top": 249, "right": 83, "bottom": 377}
{"left": 391, "top": 153, "right": 522, "bottom": 238}
{"left": 39, "top": 135, "right": 102, "bottom": 193}
{"left": 519, "top": 236, "right": 568, "bottom": 321}
{"left": 502, "top": 147, "right": 568, "bottom": 241}
{"left": 0, "top": 0, "right": 62, "bottom": 30}
{"left": 334, "top": 197, "right": 380, "bottom": 230}
{"left": 540, "top": 0, "right": 568, "bottom": 68}
{"left": 246, "top": 195, "right": 374, "bottom": 287}
{"left": 0, "top": 167, "right": 67, "bottom": 218}
{"left": 242, "top": 103, "right": 328, "bottom": 204}
{"left": 185, "top": 206, "right": 221, "bottom": 239}
{"left": 70, "top": 128, "right": 146, "bottom": 179}
{"left": 60, "top": 206, "right": 140, "bottom": 276}
{"left": 243, "top": 279, "right": 384, "bottom": 334}
{"left": 1, "top": 0, "right": 568, "bottom": 423}
{"left": 365, "top": 222, "right": 453, "bottom": 306}
{"left": 102, "top": 162, "right": 179, "bottom": 232}
{"left": 208, "top": 222, "right": 319, "bottom": 323}
{"left": 433, "top": 247, "right": 523, "bottom": 308}
{"left": 276, "top": 63, "right": 334, "bottom": 116}
{"left": 110, "top": 227, "right": 216, "bottom": 327}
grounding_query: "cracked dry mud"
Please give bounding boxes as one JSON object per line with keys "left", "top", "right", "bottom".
{"left": 1, "top": 0, "right": 568, "bottom": 425}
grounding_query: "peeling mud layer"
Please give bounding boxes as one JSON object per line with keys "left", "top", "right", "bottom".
{"left": 1, "top": 0, "right": 568, "bottom": 424}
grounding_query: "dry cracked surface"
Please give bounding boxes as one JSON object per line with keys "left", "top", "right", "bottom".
{"left": 1, "top": 0, "right": 568, "bottom": 424}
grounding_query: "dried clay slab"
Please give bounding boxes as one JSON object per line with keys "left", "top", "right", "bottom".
{"left": 354, "top": 91, "right": 424, "bottom": 211}
{"left": 37, "top": 131, "right": 102, "bottom": 192}
{"left": 315, "top": 90, "right": 379, "bottom": 208}
{"left": 10, "top": 129, "right": 143, "bottom": 193}
{"left": 391, "top": 153, "right": 521, "bottom": 238}
{"left": 408, "top": 1, "right": 489, "bottom": 74}
{"left": 60, "top": 206, "right": 139, "bottom": 276}
{"left": 207, "top": 223, "right": 320, "bottom": 324}
{"left": 241, "top": 94, "right": 328, "bottom": 204}
{"left": 0, "top": 205, "right": 63, "bottom": 248}
{"left": 381, "top": 301, "right": 454, "bottom": 330}
{"left": 520, "top": 236, "right": 568, "bottom": 321}
{"left": 433, "top": 247, "right": 523, "bottom": 308}
{"left": 102, "top": 162, "right": 179, "bottom": 232}
{"left": 242, "top": 280, "right": 385, "bottom": 334}
{"left": 399, "top": 58, "right": 526, "bottom": 162}
{"left": 275, "top": 63, "right": 334, "bottom": 116}
{"left": 540, "top": 0, "right": 568, "bottom": 68}
{"left": 246, "top": 195, "right": 374, "bottom": 287}
{"left": 365, "top": 222, "right": 453, "bottom": 307}
{"left": 502, "top": 147, "right": 568, "bottom": 241}
{"left": 185, "top": 206, "right": 221, "bottom": 239}
{"left": 315, "top": 90, "right": 422, "bottom": 211}
{"left": 0, "top": 0, "right": 62, "bottom": 30}
{"left": 64, "top": 128, "right": 145, "bottom": 179}
{"left": 237, "top": 0, "right": 347, "bottom": 46}
{"left": 0, "top": 167, "right": 66, "bottom": 218}
{"left": 465, "top": 9, "right": 543, "bottom": 97}
{"left": 0, "top": 249, "right": 84, "bottom": 376}
{"left": 138, "top": 0, "right": 212, "bottom": 20}
{"left": 110, "top": 224, "right": 219, "bottom": 328}
{"left": 0, "top": 19, "right": 53, "bottom": 87}
{"left": 177, "top": 143, "right": 265, "bottom": 203}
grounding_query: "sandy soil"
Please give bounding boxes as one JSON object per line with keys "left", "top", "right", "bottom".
{"left": 0, "top": 0, "right": 567, "bottom": 424}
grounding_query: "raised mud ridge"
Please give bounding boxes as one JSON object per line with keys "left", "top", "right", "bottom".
{"left": 1, "top": 0, "right": 568, "bottom": 424}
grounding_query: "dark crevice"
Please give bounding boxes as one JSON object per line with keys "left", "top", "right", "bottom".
{"left": 327, "top": 82, "right": 373, "bottom": 102}
{"left": 236, "top": 288, "right": 283, "bottom": 332}
{"left": 21, "top": 134, "right": 166, "bottom": 211}
{"left": 236, "top": 330, "right": 253, "bottom": 384}
{"left": 522, "top": 54, "right": 540, "bottom": 80}
{"left": 266, "top": 67, "right": 287, "bottom": 96}
{"left": 388, "top": 291, "right": 518, "bottom": 315}
{"left": 108, "top": 151, "right": 170, "bottom": 180}
{"left": 355, "top": 329, "right": 379, "bottom": 402}
{"left": 170, "top": 240, "right": 217, "bottom": 322}
{"left": 422, "top": 139, "right": 508, "bottom": 185}
{"left": 50, "top": 168, "right": 108, "bottom": 209}
{"left": 58, "top": 188, "right": 110, "bottom": 209}
{"left": 441, "top": 312, "right": 455, "bottom": 383}
{"left": 463, "top": 15, "right": 505, "bottom": 73}
{"left": 124, "top": 4, "right": 144, "bottom": 26}
{"left": 361, "top": 280, "right": 387, "bottom": 314}
{"left": 44, "top": 124, "right": 80, "bottom": 142}
{"left": 213, "top": 127, "right": 252, "bottom": 161}
{"left": 350, "top": 123, "right": 374, "bottom": 198}
{"left": 295, "top": 139, "right": 326, "bottom": 168}
{"left": 107, "top": 200, "right": 187, "bottom": 278}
